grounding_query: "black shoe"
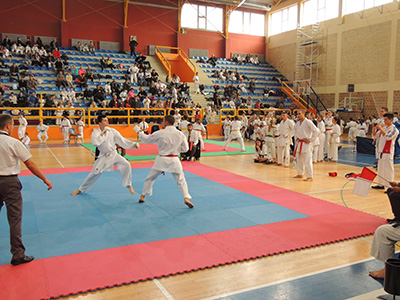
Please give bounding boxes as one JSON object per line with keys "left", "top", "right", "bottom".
{"left": 11, "top": 255, "right": 34, "bottom": 266}
{"left": 371, "top": 185, "right": 385, "bottom": 190}
{"left": 387, "top": 218, "right": 398, "bottom": 224}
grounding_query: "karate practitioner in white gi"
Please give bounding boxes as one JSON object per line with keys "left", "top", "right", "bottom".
{"left": 328, "top": 117, "right": 341, "bottom": 162}
{"left": 276, "top": 112, "right": 294, "bottom": 167}
{"left": 134, "top": 115, "right": 194, "bottom": 208}
{"left": 345, "top": 118, "right": 358, "bottom": 142}
{"left": 223, "top": 116, "right": 246, "bottom": 151}
{"left": 293, "top": 110, "right": 319, "bottom": 182}
{"left": 60, "top": 116, "right": 72, "bottom": 143}
{"left": 316, "top": 115, "right": 326, "bottom": 162}
{"left": 72, "top": 115, "right": 139, "bottom": 196}
{"left": 193, "top": 117, "right": 206, "bottom": 151}
{"left": 18, "top": 113, "right": 27, "bottom": 141}
{"left": 36, "top": 121, "right": 49, "bottom": 144}
{"left": 372, "top": 113, "right": 399, "bottom": 189}
{"left": 76, "top": 117, "right": 85, "bottom": 143}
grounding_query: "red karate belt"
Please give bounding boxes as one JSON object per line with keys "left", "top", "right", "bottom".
{"left": 293, "top": 138, "right": 305, "bottom": 158}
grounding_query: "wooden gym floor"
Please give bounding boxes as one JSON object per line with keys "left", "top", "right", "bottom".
{"left": 19, "top": 134, "right": 399, "bottom": 300}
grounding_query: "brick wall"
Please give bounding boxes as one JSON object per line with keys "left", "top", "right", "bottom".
{"left": 339, "top": 91, "right": 388, "bottom": 117}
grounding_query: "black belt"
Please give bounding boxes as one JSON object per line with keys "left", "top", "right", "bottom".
{"left": 0, "top": 174, "right": 17, "bottom": 177}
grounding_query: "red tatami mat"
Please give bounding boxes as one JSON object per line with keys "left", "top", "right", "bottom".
{"left": 1, "top": 163, "right": 384, "bottom": 300}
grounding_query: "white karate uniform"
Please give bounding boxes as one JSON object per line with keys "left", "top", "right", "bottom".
{"left": 357, "top": 123, "right": 367, "bottom": 137}
{"left": 264, "top": 125, "right": 277, "bottom": 160}
{"left": 37, "top": 124, "right": 49, "bottom": 143}
{"left": 277, "top": 119, "right": 294, "bottom": 167}
{"left": 294, "top": 119, "right": 319, "bottom": 178}
{"left": 317, "top": 121, "right": 326, "bottom": 162}
{"left": 253, "top": 144, "right": 267, "bottom": 160}
{"left": 346, "top": 121, "right": 358, "bottom": 141}
{"left": 324, "top": 117, "right": 333, "bottom": 154}
{"left": 312, "top": 128, "right": 321, "bottom": 163}
{"left": 139, "top": 126, "right": 191, "bottom": 199}
{"left": 78, "top": 128, "right": 138, "bottom": 193}
{"left": 223, "top": 119, "right": 231, "bottom": 140}
{"left": 173, "top": 113, "right": 181, "bottom": 127}
{"left": 179, "top": 120, "right": 189, "bottom": 138}
{"left": 139, "top": 121, "right": 149, "bottom": 133}
{"left": 224, "top": 120, "right": 245, "bottom": 151}
{"left": 18, "top": 117, "right": 27, "bottom": 140}
{"left": 373, "top": 124, "right": 399, "bottom": 186}
{"left": 60, "top": 118, "right": 72, "bottom": 143}
{"left": 329, "top": 124, "right": 341, "bottom": 161}
{"left": 21, "top": 135, "right": 30, "bottom": 147}
{"left": 193, "top": 75, "right": 200, "bottom": 93}
{"left": 193, "top": 122, "right": 206, "bottom": 150}
{"left": 76, "top": 120, "right": 85, "bottom": 140}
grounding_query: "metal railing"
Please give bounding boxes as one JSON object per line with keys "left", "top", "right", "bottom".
{"left": 154, "top": 46, "right": 172, "bottom": 77}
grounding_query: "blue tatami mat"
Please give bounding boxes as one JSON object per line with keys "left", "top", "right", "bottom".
{"left": 338, "top": 147, "right": 400, "bottom": 167}
{"left": 0, "top": 168, "right": 307, "bottom": 265}
{"left": 217, "top": 259, "right": 385, "bottom": 300}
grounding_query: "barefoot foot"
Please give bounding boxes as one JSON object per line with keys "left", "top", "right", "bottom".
{"left": 294, "top": 175, "right": 303, "bottom": 178}
{"left": 303, "top": 178, "right": 313, "bottom": 182}
{"left": 369, "top": 269, "right": 385, "bottom": 279}
{"left": 139, "top": 195, "right": 145, "bottom": 203}
{"left": 71, "top": 189, "right": 81, "bottom": 196}
{"left": 184, "top": 198, "right": 194, "bottom": 208}
{"left": 128, "top": 185, "right": 135, "bottom": 195}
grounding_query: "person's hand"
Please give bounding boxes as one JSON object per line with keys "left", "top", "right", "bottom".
{"left": 135, "top": 143, "right": 140, "bottom": 149}
{"left": 375, "top": 124, "right": 382, "bottom": 131}
{"left": 44, "top": 178, "right": 53, "bottom": 190}
{"left": 392, "top": 186, "right": 400, "bottom": 193}
{"left": 304, "top": 138, "right": 310, "bottom": 144}
{"left": 389, "top": 181, "right": 397, "bottom": 187}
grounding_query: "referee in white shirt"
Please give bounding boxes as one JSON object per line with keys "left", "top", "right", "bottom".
{"left": 0, "top": 114, "right": 52, "bottom": 266}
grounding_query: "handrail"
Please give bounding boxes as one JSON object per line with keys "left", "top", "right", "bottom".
{"left": 237, "top": 108, "right": 292, "bottom": 117}
{"left": 281, "top": 81, "right": 309, "bottom": 108}
{"left": 87, "top": 107, "right": 167, "bottom": 126}
{"left": 167, "top": 108, "right": 203, "bottom": 119}
{"left": 1, "top": 107, "right": 86, "bottom": 123}
{"left": 154, "top": 46, "right": 172, "bottom": 77}
{"left": 178, "top": 48, "right": 197, "bottom": 74}
{"left": 219, "top": 109, "right": 237, "bottom": 123}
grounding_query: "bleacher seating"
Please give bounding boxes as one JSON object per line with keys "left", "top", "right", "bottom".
{"left": 194, "top": 56, "right": 292, "bottom": 109}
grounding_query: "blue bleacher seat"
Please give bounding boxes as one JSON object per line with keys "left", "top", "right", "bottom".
{"left": 75, "top": 87, "right": 82, "bottom": 92}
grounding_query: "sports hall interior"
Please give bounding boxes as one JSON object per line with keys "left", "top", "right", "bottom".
{"left": 1, "top": 0, "right": 400, "bottom": 299}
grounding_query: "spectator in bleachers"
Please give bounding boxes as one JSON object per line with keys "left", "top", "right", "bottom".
{"left": 50, "top": 38, "right": 58, "bottom": 51}
{"left": 88, "top": 41, "right": 95, "bottom": 54}
{"left": 178, "top": 82, "right": 190, "bottom": 97}
{"left": 137, "top": 68, "right": 145, "bottom": 86}
{"left": 17, "top": 91, "right": 27, "bottom": 107}
{"left": 27, "top": 76, "right": 38, "bottom": 92}
{"left": 173, "top": 74, "right": 180, "bottom": 88}
{"left": 85, "top": 65, "right": 95, "bottom": 81}
{"left": 93, "top": 85, "right": 105, "bottom": 103}
{"left": 106, "top": 57, "right": 116, "bottom": 70}
{"left": 238, "top": 80, "right": 247, "bottom": 93}
{"left": 56, "top": 71, "right": 68, "bottom": 88}
{"left": 23, "top": 50, "right": 32, "bottom": 66}
{"left": 83, "top": 87, "right": 93, "bottom": 104}
{"left": 68, "top": 87, "right": 76, "bottom": 103}
{"left": 78, "top": 66, "right": 85, "bottom": 76}
{"left": 104, "top": 82, "right": 112, "bottom": 95}
{"left": 156, "top": 80, "right": 167, "bottom": 96}
{"left": 208, "top": 54, "right": 217, "bottom": 66}
{"left": 9, "top": 63, "right": 19, "bottom": 82}
{"left": 53, "top": 47, "right": 61, "bottom": 59}
{"left": 111, "top": 79, "right": 121, "bottom": 94}
{"left": 274, "top": 97, "right": 285, "bottom": 109}
{"left": 66, "top": 71, "right": 73, "bottom": 87}
{"left": 36, "top": 37, "right": 43, "bottom": 48}
{"left": 2, "top": 36, "right": 11, "bottom": 49}
{"left": 100, "top": 56, "right": 107, "bottom": 71}
{"left": 122, "top": 79, "right": 131, "bottom": 92}
{"left": 144, "top": 68, "right": 152, "bottom": 86}
{"left": 128, "top": 63, "right": 139, "bottom": 84}
{"left": 129, "top": 37, "right": 138, "bottom": 57}
{"left": 54, "top": 58, "right": 64, "bottom": 74}
{"left": 249, "top": 79, "right": 256, "bottom": 94}
{"left": 15, "top": 43, "right": 25, "bottom": 56}
{"left": 31, "top": 52, "right": 42, "bottom": 67}
{"left": 70, "top": 64, "right": 79, "bottom": 79}
{"left": 18, "top": 76, "right": 28, "bottom": 94}
{"left": 10, "top": 42, "right": 17, "bottom": 53}
{"left": 27, "top": 91, "right": 38, "bottom": 107}
{"left": 75, "top": 73, "right": 88, "bottom": 89}
{"left": 150, "top": 69, "right": 159, "bottom": 83}
{"left": 82, "top": 43, "right": 89, "bottom": 53}
{"left": 9, "top": 92, "right": 17, "bottom": 106}
{"left": 61, "top": 87, "right": 69, "bottom": 103}
{"left": 163, "top": 98, "right": 172, "bottom": 110}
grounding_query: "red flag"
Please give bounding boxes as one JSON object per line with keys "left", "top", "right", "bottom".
{"left": 360, "top": 167, "right": 377, "bottom": 181}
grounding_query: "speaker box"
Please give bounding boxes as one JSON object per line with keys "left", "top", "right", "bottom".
{"left": 348, "top": 84, "right": 354, "bottom": 93}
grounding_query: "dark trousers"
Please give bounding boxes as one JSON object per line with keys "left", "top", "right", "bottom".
{"left": 388, "top": 189, "right": 400, "bottom": 219}
{"left": 0, "top": 176, "right": 25, "bottom": 260}
{"left": 181, "top": 142, "right": 200, "bottom": 161}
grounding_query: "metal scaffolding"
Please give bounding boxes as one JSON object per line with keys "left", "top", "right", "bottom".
{"left": 294, "top": 23, "right": 323, "bottom": 96}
